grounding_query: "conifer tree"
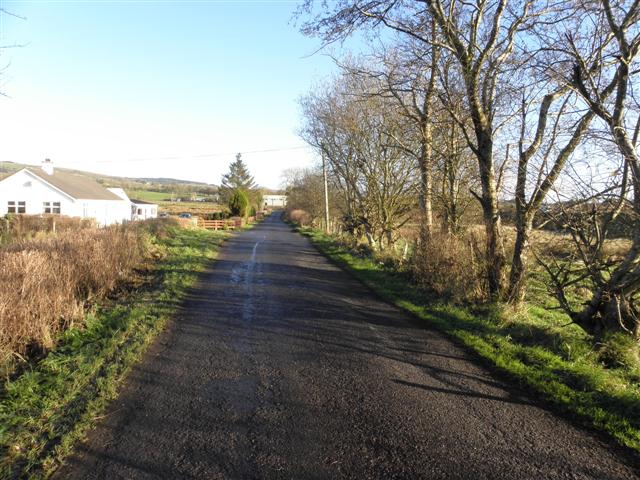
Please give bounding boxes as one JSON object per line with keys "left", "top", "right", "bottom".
{"left": 220, "top": 153, "right": 256, "bottom": 203}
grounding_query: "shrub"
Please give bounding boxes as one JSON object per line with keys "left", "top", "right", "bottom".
{"left": 228, "top": 190, "right": 249, "bottom": 217}
{"left": 287, "top": 209, "right": 311, "bottom": 226}
{"left": 411, "top": 231, "right": 486, "bottom": 303}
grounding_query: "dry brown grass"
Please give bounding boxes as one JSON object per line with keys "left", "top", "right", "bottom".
{"left": 522, "top": 227, "right": 632, "bottom": 260}
{"left": 0, "top": 222, "right": 164, "bottom": 367}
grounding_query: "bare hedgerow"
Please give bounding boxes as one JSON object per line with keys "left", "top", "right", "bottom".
{"left": 287, "top": 209, "right": 312, "bottom": 227}
{"left": 411, "top": 231, "right": 486, "bottom": 303}
{"left": 0, "top": 215, "right": 96, "bottom": 245}
{"left": 0, "top": 223, "right": 164, "bottom": 369}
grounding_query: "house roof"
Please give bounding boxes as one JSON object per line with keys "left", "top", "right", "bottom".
{"left": 107, "top": 187, "right": 130, "bottom": 201}
{"left": 131, "top": 199, "right": 157, "bottom": 205}
{"left": 27, "top": 168, "right": 122, "bottom": 201}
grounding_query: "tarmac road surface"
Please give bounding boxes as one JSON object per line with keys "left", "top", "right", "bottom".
{"left": 55, "top": 214, "right": 639, "bottom": 479}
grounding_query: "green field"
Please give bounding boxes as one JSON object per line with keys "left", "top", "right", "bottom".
{"left": 126, "top": 190, "right": 173, "bottom": 202}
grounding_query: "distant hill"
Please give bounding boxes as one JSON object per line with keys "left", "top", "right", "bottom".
{"left": 134, "top": 177, "right": 209, "bottom": 186}
{"left": 0, "top": 161, "right": 216, "bottom": 190}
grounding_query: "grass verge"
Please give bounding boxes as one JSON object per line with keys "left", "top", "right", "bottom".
{"left": 299, "top": 226, "right": 640, "bottom": 456}
{"left": 0, "top": 226, "right": 227, "bottom": 479}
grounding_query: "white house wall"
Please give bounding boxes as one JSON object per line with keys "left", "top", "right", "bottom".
{"left": 0, "top": 170, "right": 132, "bottom": 226}
{"left": 0, "top": 170, "right": 75, "bottom": 216}
{"left": 263, "top": 195, "right": 287, "bottom": 207}
{"left": 79, "top": 199, "right": 131, "bottom": 226}
{"left": 132, "top": 204, "right": 158, "bottom": 220}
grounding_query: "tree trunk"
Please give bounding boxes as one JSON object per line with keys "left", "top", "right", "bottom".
{"left": 386, "top": 229, "right": 394, "bottom": 251}
{"left": 571, "top": 222, "right": 640, "bottom": 340}
{"left": 476, "top": 131, "right": 506, "bottom": 298}
{"left": 571, "top": 57, "right": 640, "bottom": 339}
{"left": 574, "top": 288, "right": 640, "bottom": 340}
{"left": 419, "top": 124, "right": 434, "bottom": 243}
{"left": 508, "top": 213, "right": 533, "bottom": 304}
{"left": 419, "top": 20, "right": 437, "bottom": 243}
{"left": 364, "top": 230, "right": 377, "bottom": 251}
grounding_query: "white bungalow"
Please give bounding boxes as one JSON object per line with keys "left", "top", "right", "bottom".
{"left": 263, "top": 194, "right": 287, "bottom": 208}
{"left": 106, "top": 187, "right": 158, "bottom": 221}
{"left": 131, "top": 199, "right": 158, "bottom": 220}
{"left": 0, "top": 159, "right": 156, "bottom": 226}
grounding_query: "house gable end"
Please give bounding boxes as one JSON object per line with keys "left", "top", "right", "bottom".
{"left": 0, "top": 168, "right": 77, "bottom": 201}
{"left": 21, "top": 169, "right": 77, "bottom": 201}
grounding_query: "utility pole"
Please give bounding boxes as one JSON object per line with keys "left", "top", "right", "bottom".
{"left": 322, "top": 151, "right": 330, "bottom": 234}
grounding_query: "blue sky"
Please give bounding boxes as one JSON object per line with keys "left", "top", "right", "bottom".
{"left": 0, "top": 0, "right": 343, "bottom": 188}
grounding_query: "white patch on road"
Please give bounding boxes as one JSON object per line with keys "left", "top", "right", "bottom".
{"left": 242, "top": 241, "right": 260, "bottom": 322}
{"left": 250, "top": 241, "right": 260, "bottom": 265}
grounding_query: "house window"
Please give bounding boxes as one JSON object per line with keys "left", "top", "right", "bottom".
{"left": 7, "top": 201, "right": 26, "bottom": 214}
{"left": 43, "top": 202, "right": 61, "bottom": 214}
{"left": 137, "top": 208, "right": 142, "bottom": 215}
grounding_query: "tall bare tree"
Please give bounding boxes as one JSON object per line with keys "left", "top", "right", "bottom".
{"left": 506, "top": 80, "right": 599, "bottom": 303}
{"left": 339, "top": 32, "right": 440, "bottom": 240}
{"left": 299, "top": 0, "right": 543, "bottom": 297}
{"left": 300, "top": 74, "right": 418, "bottom": 250}
{"left": 549, "top": 0, "right": 640, "bottom": 337}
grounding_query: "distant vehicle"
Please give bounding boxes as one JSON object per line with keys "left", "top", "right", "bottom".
{"left": 159, "top": 212, "right": 169, "bottom": 218}
{"left": 178, "top": 213, "right": 192, "bottom": 219}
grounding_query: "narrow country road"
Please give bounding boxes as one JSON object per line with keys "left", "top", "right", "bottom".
{"left": 56, "top": 215, "right": 639, "bottom": 479}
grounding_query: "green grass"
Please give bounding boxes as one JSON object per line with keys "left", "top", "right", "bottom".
{"left": 299, "top": 227, "right": 640, "bottom": 456}
{"left": 126, "top": 189, "right": 172, "bottom": 202}
{"left": 0, "top": 227, "right": 228, "bottom": 479}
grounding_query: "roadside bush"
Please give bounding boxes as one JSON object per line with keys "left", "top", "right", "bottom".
{"left": 287, "top": 209, "right": 311, "bottom": 226}
{"left": 229, "top": 190, "right": 249, "bottom": 217}
{"left": 136, "top": 217, "right": 179, "bottom": 240}
{"left": 0, "top": 222, "right": 166, "bottom": 370}
{"left": 411, "top": 231, "right": 486, "bottom": 303}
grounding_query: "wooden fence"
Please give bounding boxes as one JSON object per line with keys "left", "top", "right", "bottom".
{"left": 197, "top": 216, "right": 257, "bottom": 230}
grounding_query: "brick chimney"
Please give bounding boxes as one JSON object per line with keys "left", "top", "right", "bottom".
{"left": 42, "top": 158, "right": 54, "bottom": 175}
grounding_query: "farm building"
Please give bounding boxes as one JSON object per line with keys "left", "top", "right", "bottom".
{"left": 263, "top": 194, "right": 287, "bottom": 208}
{"left": 0, "top": 159, "right": 158, "bottom": 226}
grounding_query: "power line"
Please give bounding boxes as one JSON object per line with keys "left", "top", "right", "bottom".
{"left": 61, "top": 145, "right": 312, "bottom": 165}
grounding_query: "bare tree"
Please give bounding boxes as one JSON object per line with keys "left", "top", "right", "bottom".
{"left": 538, "top": 0, "right": 640, "bottom": 337}
{"left": 282, "top": 167, "right": 331, "bottom": 225}
{"left": 300, "top": 74, "right": 419, "bottom": 250}
{"left": 431, "top": 87, "right": 478, "bottom": 234}
{"left": 506, "top": 81, "right": 599, "bottom": 302}
{"left": 0, "top": 8, "right": 27, "bottom": 97}
{"left": 299, "top": 0, "right": 544, "bottom": 297}
{"left": 338, "top": 32, "right": 440, "bottom": 240}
